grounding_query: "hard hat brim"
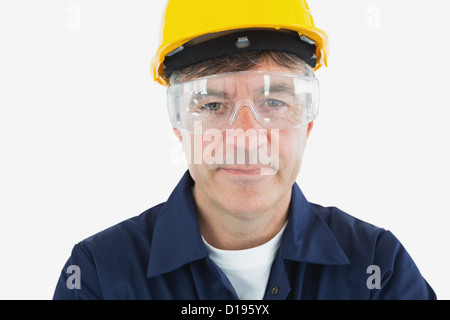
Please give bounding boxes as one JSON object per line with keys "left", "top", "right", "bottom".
{"left": 162, "top": 29, "right": 318, "bottom": 80}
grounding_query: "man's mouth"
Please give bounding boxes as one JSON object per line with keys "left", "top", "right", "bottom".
{"left": 220, "top": 166, "right": 264, "bottom": 175}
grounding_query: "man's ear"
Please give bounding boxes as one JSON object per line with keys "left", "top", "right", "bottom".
{"left": 173, "top": 128, "right": 183, "bottom": 142}
{"left": 306, "top": 121, "right": 314, "bottom": 138}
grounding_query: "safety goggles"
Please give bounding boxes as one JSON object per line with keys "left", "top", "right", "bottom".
{"left": 167, "top": 71, "right": 319, "bottom": 133}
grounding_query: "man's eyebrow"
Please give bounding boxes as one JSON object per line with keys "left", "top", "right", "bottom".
{"left": 254, "top": 83, "right": 296, "bottom": 95}
{"left": 192, "top": 89, "right": 230, "bottom": 99}
{"left": 191, "top": 84, "right": 295, "bottom": 98}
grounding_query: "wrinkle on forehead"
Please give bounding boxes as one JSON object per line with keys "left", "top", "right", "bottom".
{"left": 204, "top": 73, "right": 296, "bottom": 101}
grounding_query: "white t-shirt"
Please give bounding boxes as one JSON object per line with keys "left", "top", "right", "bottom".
{"left": 202, "top": 222, "right": 287, "bottom": 300}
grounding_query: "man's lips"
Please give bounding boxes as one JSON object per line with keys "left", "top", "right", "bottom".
{"left": 220, "top": 166, "right": 265, "bottom": 175}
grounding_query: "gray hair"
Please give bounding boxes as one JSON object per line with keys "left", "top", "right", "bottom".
{"left": 170, "top": 51, "right": 315, "bottom": 85}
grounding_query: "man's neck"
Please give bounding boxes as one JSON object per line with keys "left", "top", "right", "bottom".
{"left": 194, "top": 185, "right": 291, "bottom": 250}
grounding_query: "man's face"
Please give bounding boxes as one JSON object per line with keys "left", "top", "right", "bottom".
{"left": 174, "top": 59, "right": 313, "bottom": 217}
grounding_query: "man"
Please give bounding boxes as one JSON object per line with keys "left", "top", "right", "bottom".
{"left": 53, "top": 0, "right": 436, "bottom": 299}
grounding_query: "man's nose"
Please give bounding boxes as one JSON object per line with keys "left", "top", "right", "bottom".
{"left": 226, "top": 102, "right": 269, "bottom": 154}
{"left": 228, "top": 102, "right": 263, "bottom": 131}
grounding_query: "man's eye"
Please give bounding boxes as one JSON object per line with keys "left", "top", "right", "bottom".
{"left": 263, "top": 99, "right": 286, "bottom": 108}
{"left": 201, "top": 102, "right": 224, "bottom": 111}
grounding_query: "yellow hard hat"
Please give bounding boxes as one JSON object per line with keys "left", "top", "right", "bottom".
{"left": 151, "top": 0, "right": 329, "bottom": 86}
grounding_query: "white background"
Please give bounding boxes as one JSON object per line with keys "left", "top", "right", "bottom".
{"left": 0, "top": 0, "right": 449, "bottom": 300}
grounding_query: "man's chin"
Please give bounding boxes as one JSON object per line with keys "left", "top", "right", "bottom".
{"left": 213, "top": 168, "right": 278, "bottom": 198}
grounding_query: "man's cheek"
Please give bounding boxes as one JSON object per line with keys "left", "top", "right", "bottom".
{"left": 278, "top": 131, "right": 306, "bottom": 169}
{"left": 203, "top": 130, "right": 224, "bottom": 165}
{"left": 260, "top": 129, "right": 280, "bottom": 176}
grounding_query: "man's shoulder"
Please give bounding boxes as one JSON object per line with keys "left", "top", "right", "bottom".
{"left": 54, "top": 202, "right": 168, "bottom": 299}
{"left": 76, "top": 202, "right": 166, "bottom": 254}
{"left": 309, "top": 203, "right": 388, "bottom": 251}
{"left": 300, "top": 203, "right": 436, "bottom": 300}
{"left": 311, "top": 203, "right": 383, "bottom": 230}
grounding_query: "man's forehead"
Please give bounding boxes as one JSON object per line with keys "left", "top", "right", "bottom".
{"left": 174, "top": 54, "right": 310, "bottom": 85}
{"left": 190, "top": 71, "right": 300, "bottom": 95}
